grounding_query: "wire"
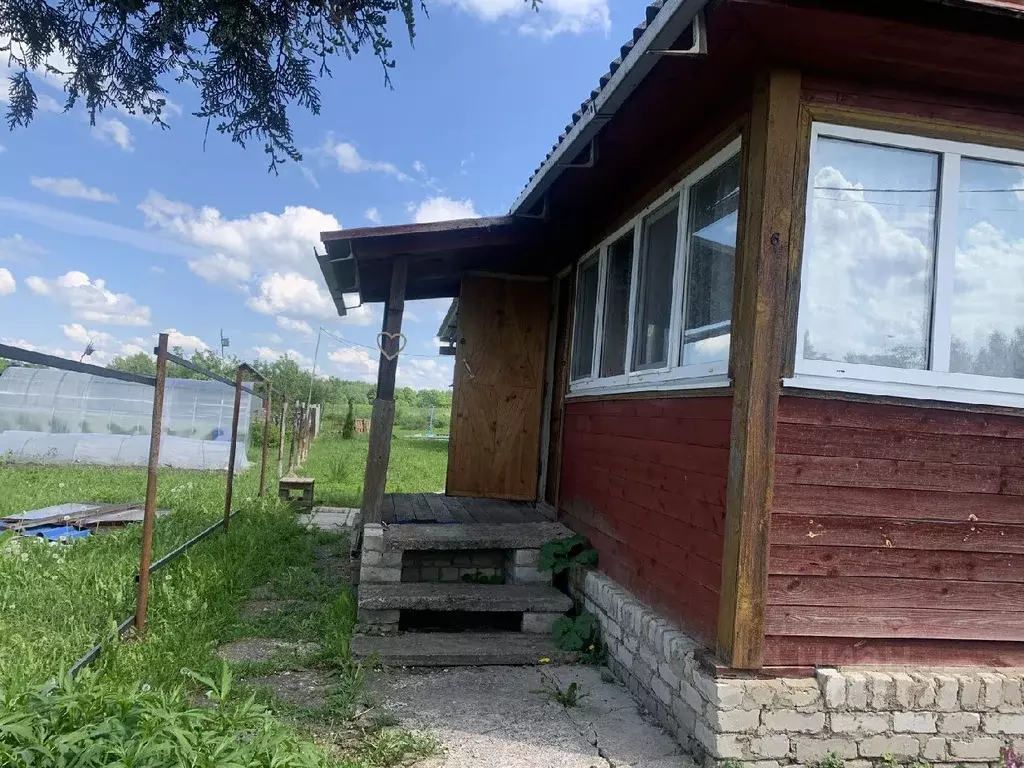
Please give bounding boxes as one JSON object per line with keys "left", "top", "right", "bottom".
{"left": 319, "top": 327, "right": 437, "bottom": 359}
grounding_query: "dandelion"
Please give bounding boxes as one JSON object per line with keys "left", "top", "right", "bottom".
{"left": 539, "top": 657, "right": 551, "bottom": 664}
{"left": 142, "top": 683, "right": 151, "bottom": 692}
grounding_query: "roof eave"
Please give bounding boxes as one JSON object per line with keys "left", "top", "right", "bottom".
{"left": 510, "top": 0, "right": 712, "bottom": 217}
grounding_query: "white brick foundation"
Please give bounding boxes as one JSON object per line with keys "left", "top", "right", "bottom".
{"left": 574, "top": 569, "right": 1024, "bottom": 768}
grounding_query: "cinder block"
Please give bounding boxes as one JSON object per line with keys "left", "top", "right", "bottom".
{"left": 521, "top": 612, "right": 561, "bottom": 634}
{"left": 894, "top": 712, "right": 937, "bottom": 733}
{"left": 949, "top": 737, "right": 1004, "bottom": 761}
{"left": 831, "top": 713, "right": 890, "bottom": 734}
{"left": 360, "top": 565, "right": 401, "bottom": 583}
{"left": 940, "top": 712, "right": 981, "bottom": 734}
{"left": 750, "top": 735, "right": 791, "bottom": 759}
{"left": 762, "top": 710, "right": 826, "bottom": 734}
{"left": 859, "top": 735, "right": 921, "bottom": 759}
{"left": 514, "top": 548, "right": 540, "bottom": 566}
{"left": 794, "top": 737, "right": 858, "bottom": 762}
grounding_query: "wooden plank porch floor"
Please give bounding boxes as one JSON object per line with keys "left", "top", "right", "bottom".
{"left": 382, "top": 493, "right": 548, "bottom": 524}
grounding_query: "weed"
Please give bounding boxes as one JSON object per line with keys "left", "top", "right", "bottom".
{"left": 0, "top": 666, "right": 335, "bottom": 767}
{"left": 552, "top": 610, "right": 603, "bottom": 663}
{"left": 813, "top": 752, "right": 846, "bottom": 768}
{"left": 539, "top": 534, "right": 597, "bottom": 575}
{"left": 533, "top": 673, "right": 589, "bottom": 708}
{"left": 355, "top": 728, "right": 439, "bottom": 766}
{"left": 720, "top": 760, "right": 743, "bottom": 768}
{"left": 1006, "top": 749, "right": 1023, "bottom": 768}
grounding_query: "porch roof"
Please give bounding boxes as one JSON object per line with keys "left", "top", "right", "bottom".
{"left": 317, "top": 216, "right": 545, "bottom": 312}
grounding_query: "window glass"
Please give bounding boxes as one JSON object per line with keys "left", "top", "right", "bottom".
{"left": 599, "top": 231, "right": 634, "bottom": 377}
{"left": 681, "top": 156, "right": 740, "bottom": 366}
{"left": 632, "top": 198, "right": 679, "bottom": 371}
{"left": 950, "top": 157, "right": 1024, "bottom": 379}
{"left": 571, "top": 255, "right": 599, "bottom": 380}
{"left": 802, "top": 137, "right": 939, "bottom": 370}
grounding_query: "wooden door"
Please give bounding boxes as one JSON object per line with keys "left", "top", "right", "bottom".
{"left": 447, "top": 275, "right": 550, "bottom": 500}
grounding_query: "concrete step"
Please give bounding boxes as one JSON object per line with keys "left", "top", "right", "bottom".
{"left": 358, "top": 583, "right": 573, "bottom": 613}
{"left": 384, "top": 522, "right": 573, "bottom": 552}
{"left": 352, "top": 632, "right": 576, "bottom": 666}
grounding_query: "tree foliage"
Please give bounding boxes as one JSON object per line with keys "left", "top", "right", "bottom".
{"left": 341, "top": 397, "right": 355, "bottom": 439}
{"left": 1, "top": 0, "right": 425, "bottom": 169}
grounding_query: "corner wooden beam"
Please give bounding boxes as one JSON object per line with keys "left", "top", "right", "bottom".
{"left": 362, "top": 255, "right": 409, "bottom": 524}
{"left": 718, "top": 68, "right": 803, "bottom": 670}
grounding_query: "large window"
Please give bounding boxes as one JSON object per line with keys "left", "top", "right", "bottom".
{"left": 569, "top": 139, "right": 741, "bottom": 393}
{"left": 793, "top": 123, "right": 1024, "bottom": 405}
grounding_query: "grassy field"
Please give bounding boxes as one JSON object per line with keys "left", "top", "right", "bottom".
{"left": 0, "top": 418, "right": 449, "bottom": 766}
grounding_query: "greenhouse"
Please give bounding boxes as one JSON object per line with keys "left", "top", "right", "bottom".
{"left": 0, "top": 366, "right": 253, "bottom": 471}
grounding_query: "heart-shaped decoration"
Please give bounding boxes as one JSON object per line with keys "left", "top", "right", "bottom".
{"left": 376, "top": 331, "right": 408, "bottom": 362}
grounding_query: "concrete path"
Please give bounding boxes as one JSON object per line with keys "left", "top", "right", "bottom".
{"left": 372, "top": 665, "right": 693, "bottom": 768}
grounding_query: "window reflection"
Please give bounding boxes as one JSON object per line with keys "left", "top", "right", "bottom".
{"left": 632, "top": 198, "right": 679, "bottom": 371}
{"left": 951, "top": 157, "right": 1024, "bottom": 379}
{"left": 802, "top": 137, "right": 938, "bottom": 370}
{"left": 600, "top": 231, "right": 634, "bottom": 377}
{"left": 682, "top": 156, "right": 740, "bottom": 366}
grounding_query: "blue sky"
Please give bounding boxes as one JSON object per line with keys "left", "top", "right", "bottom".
{"left": 0, "top": 0, "right": 648, "bottom": 389}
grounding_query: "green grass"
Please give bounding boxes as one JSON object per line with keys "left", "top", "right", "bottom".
{"left": 0, "top": 421, "right": 444, "bottom": 767}
{"left": 303, "top": 427, "right": 449, "bottom": 508}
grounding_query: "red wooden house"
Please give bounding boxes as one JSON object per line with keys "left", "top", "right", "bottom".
{"left": 320, "top": 0, "right": 1024, "bottom": 761}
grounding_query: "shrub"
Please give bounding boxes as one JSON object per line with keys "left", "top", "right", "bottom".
{"left": 553, "top": 610, "right": 603, "bottom": 664}
{"left": 539, "top": 534, "right": 597, "bottom": 575}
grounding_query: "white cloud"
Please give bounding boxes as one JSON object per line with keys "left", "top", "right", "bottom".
{"left": 437, "top": 0, "right": 609, "bottom": 37}
{"left": 0, "top": 197, "right": 193, "bottom": 258}
{"left": 276, "top": 316, "right": 314, "bottom": 336}
{"left": 60, "top": 323, "right": 116, "bottom": 347}
{"left": 149, "top": 265, "right": 166, "bottom": 275}
{"left": 26, "top": 270, "right": 151, "bottom": 325}
{"left": 139, "top": 190, "right": 339, "bottom": 281}
{"left": 30, "top": 176, "right": 117, "bottom": 203}
{"left": 0, "top": 233, "right": 46, "bottom": 262}
{"left": 0, "top": 268, "right": 14, "bottom": 295}
{"left": 365, "top": 207, "right": 382, "bottom": 224}
{"left": 397, "top": 358, "right": 455, "bottom": 390}
{"left": 321, "top": 136, "right": 410, "bottom": 181}
{"left": 247, "top": 272, "right": 336, "bottom": 319}
{"left": 0, "top": 336, "right": 73, "bottom": 360}
{"left": 329, "top": 347, "right": 377, "bottom": 382}
{"left": 404, "top": 309, "right": 422, "bottom": 323}
{"left": 410, "top": 196, "right": 479, "bottom": 223}
{"left": 0, "top": 144, "right": 5, "bottom": 154}
{"left": 300, "top": 165, "right": 319, "bottom": 188}
{"left": 187, "top": 253, "right": 251, "bottom": 286}
{"left": 249, "top": 345, "right": 313, "bottom": 368}
{"left": 412, "top": 160, "right": 427, "bottom": 175}
{"left": 91, "top": 117, "right": 133, "bottom": 151}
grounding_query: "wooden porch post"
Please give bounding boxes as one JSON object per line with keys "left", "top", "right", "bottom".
{"left": 717, "top": 68, "right": 802, "bottom": 670}
{"left": 362, "top": 255, "right": 408, "bottom": 524}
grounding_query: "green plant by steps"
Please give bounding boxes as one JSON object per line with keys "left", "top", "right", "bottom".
{"left": 539, "top": 534, "right": 597, "bottom": 575}
{"left": 552, "top": 610, "right": 603, "bottom": 663}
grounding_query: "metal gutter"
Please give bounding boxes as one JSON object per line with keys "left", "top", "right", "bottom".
{"left": 510, "top": 0, "right": 711, "bottom": 216}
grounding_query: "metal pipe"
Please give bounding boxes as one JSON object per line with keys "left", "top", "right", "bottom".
{"left": 0, "top": 342, "right": 155, "bottom": 386}
{"left": 135, "top": 332, "right": 168, "bottom": 640}
{"left": 277, "top": 400, "right": 288, "bottom": 479}
{"left": 163, "top": 351, "right": 258, "bottom": 396}
{"left": 223, "top": 366, "right": 244, "bottom": 532}
{"left": 142, "top": 509, "right": 241, "bottom": 579}
{"left": 287, "top": 402, "right": 298, "bottom": 474}
{"left": 67, "top": 613, "right": 137, "bottom": 680}
{"left": 258, "top": 389, "right": 271, "bottom": 497}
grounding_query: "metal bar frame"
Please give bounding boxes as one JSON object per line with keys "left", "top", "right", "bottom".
{"left": 0, "top": 343, "right": 156, "bottom": 386}
{"left": 163, "top": 350, "right": 259, "bottom": 396}
{"left": 223, "top": 366, "right": 244, "bottom": 532}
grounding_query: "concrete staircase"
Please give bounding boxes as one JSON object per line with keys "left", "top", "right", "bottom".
{"left": 352, "top": 521, "right": 577, "bottom": 666}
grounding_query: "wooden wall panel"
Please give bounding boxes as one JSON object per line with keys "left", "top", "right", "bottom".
{"left": 558, "top": 396, "right": 732, "bottom": 645}
{"left": 447, "top": 276, "right": 549, "bottom": 500}
{"left": 765, "top": 396, "right": 1024, "bottom": 666}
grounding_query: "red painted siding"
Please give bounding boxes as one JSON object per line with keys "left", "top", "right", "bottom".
{"left": 558, "top": 396, "right": 732, "bottom": 646}
{"left": 766, "top": 396, "right": 1024, "bottom": 666}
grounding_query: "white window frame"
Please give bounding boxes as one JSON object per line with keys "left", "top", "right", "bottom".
{"left": 787, "top": 122, "right": 1024, "bottom": 408}
{"left": 568, "top": 137, "right": 741, "bottom": 396}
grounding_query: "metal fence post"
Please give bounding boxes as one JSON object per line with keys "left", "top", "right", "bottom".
{"left": 277, "top": 400, "right": 287, "bottom": 479}
{"left": 223, "top": 366, "right": 244, "bottom": 532}
{"left": 258, "top": 388, "right": 271, "bottom": 497}
{"left": 135, "top": 332, "right": 168, "bottom": 639}
{"left": 287, "top": 401, "right": 298, "bottom": 474}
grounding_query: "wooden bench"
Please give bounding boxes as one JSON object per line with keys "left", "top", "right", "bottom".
{"left": 279, "top": 477, "right": 315, "bottom": 511}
